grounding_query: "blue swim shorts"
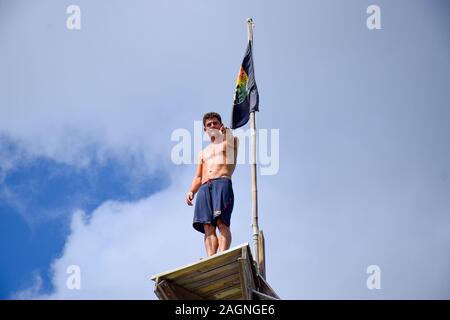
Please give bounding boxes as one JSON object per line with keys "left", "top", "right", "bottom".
{"left": 193, "top": 177, "right": 234, "bottom": 234}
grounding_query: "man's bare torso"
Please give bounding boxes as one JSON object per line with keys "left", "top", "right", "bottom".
{"left": 200, "top": 135, "right": 238, "bottom": 184}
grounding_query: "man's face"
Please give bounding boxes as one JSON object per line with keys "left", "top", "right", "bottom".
{"left": 204, "top": 117, "right": 222, "bottom": 139}
{"left": 204, "top": 117, "right": 221, "bottom": 130}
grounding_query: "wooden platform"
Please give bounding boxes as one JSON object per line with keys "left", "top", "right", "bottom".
{"left": 150, "top": 243, "right": 279, "bottom": 300}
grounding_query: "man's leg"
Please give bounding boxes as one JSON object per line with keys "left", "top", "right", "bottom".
{"left": 204, "top": 223, "right": 218, "bottom": 256}
{"left": 216, "top": 219, "right": 232, "bottom": 252}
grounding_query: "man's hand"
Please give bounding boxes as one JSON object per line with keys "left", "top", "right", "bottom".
{"left": 186, "top": 191, "right": 194, "bottom": 206}
{"left": 220, "top": 125, "right": 228, "bottom": 135}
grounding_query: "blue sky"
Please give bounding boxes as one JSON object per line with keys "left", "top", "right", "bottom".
{"left": 1, "top": 0, "right": 450, "bottom": 299}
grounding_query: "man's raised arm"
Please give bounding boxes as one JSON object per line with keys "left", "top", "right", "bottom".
{"left": 221, "top": 126, "right": 238, "bottom": 165}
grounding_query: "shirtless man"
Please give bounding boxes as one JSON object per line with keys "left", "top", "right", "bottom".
{"left": 186, "top": 112, "right": 239, "bottom": 256}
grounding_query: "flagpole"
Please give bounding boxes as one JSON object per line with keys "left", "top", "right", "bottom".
{"left": 247, "top": 18, "right": 260, "bottom": 274}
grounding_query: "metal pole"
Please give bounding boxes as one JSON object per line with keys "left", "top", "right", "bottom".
{"left": 247, "top": 18, "right": 260, "bottom": 272}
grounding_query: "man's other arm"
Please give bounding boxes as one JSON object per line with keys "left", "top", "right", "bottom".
{"left": 186, "top": 152, "right": 203, "bottom": 206}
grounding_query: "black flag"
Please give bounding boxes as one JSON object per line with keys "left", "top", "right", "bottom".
{"left": 231, "top": 41, "right": 259, "bottom": 129}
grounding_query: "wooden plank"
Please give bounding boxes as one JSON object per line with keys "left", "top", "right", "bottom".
{"left": 237, "top": 246, "right": 256, "bottom": 301}
{"left": 238, "top": 258, "right": 253, "bottom": 300}
{"left": 205, "top": 282, "right": 241, "bottom": 300}
{"left": 176, "top": 261, "right": 239, "bottom": 287}
{"left": 257, "top": 274, "right": 280, "bottom": 300}
{"left": 237, "top": 258, "right": 248, "bottom": 300}
{"left": 196, "top": 273, "right": 241, "bottom": 295}
{"left": 155, "top": 287, "right": 167, "bottom": 300}
{"left": 236, "top": 245, "right": 257, "bottom": 300}
{"left": 150, "top": 243, "right": 248, "bottom": 281}
{"left": 245, "top": 259, "right": 256, "bottom": 290}
{"left": 243, "top": 244, "right": 259, "bottom": 283}
{"left": 157, "top": 279, "right": 206, "bottom": 300}
{"left": 245, "top": 249, "right": 261, "bottom": 291}
{"left": 156, "top": 280, "right": 177, "bottom": 300}
{"left": 168, "top": 281, "right": 206, "bottom": 300}
{"left": 154, "top": 288, "right": 164, "bottom": 300}
{"left": 185, "top": 268, "right": 240, "bottom": 292}
{"left": 212, "top": 286, "right": 242, "bottom": 300}
{"left": 252, "top": 289, "right": 278, "bottom": 300}
{"left": 222, "top": 290, "right": 243, "bottom": 300}
{"left": 160, "top": 252, "right": 239, "bottom": 282}
{"left": 155, "top": 284, "right": 167, "bottom": 300}
{"left": 241, "top": 246, "right": 247, "bottom": 260}
{"left": 154, "top": 277, "right": 166, "bottom": 300}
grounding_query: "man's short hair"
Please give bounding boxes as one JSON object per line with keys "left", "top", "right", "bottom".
{"left": 202, "top": 112, "right": 222, "bottom": 127}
